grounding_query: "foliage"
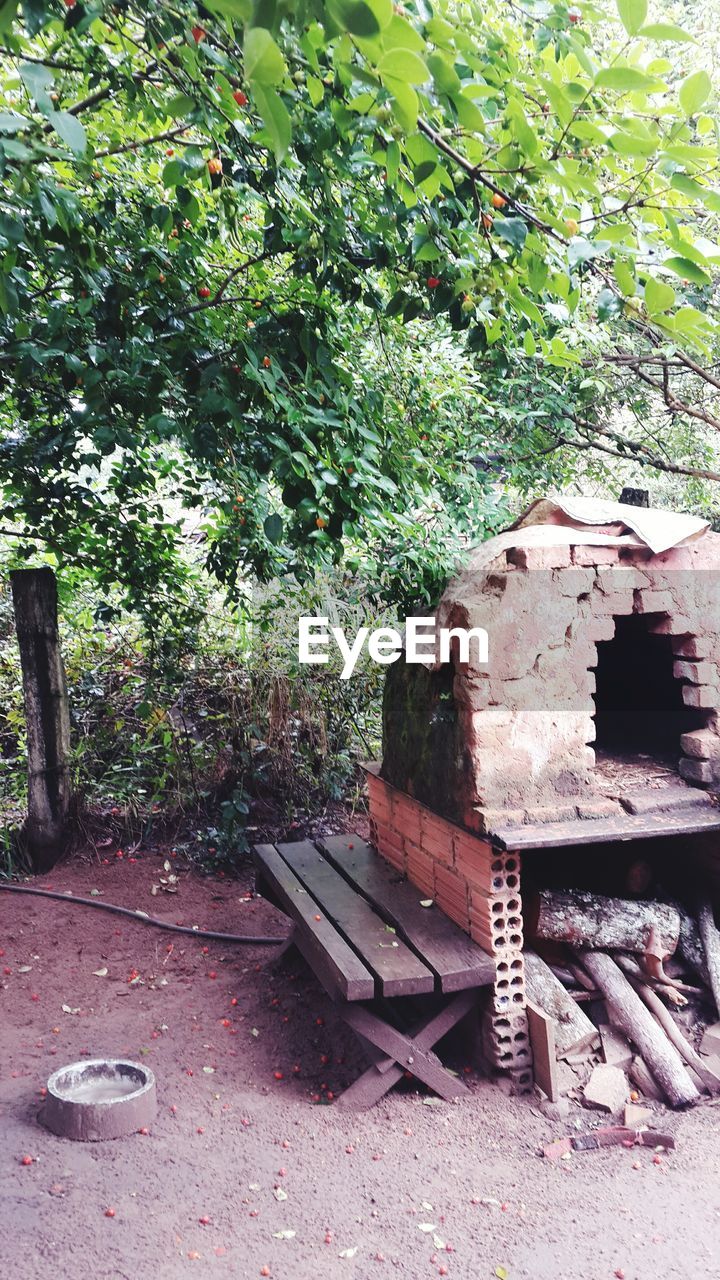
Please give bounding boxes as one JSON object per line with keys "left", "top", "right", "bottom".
{"left": 0, "top": 559, "right": 388, "bottom": 866}
{"left": 2, "top": 0, "right": 720, "bottom": 616}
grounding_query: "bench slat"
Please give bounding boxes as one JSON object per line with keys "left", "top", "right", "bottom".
{"left": 276, "top": 841, "right": 435, "bottom": 998}
{"left": 252, "top": 844, "right": 374, "bottom": 1001}
{"left": 319, "top": 835, "right": 495, "bottom": 993}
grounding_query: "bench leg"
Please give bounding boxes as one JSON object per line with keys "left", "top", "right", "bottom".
{"left": 337, "top": 989, "right": 478, "bottom": 1109}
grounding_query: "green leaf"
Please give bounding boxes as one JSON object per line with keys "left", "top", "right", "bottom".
{"left": 307, "top": 75, "right": 324, "bottom": 107}
{"left": 594, "top": 66, "right": 660, "bottom": 93}
{"left": 670, "top": 174, "right": 720, "bottom": 212}
{"left": 663, "top": 256, "right": 711, "bottom": 286}
{"left": 608, "top": 130, "right": 657, "bottom": 157}
{"left": 378, "top": 49, "right": 429, "bottom": 84}
{"left": 644, "top": 277, "right": 676, "bottom": 314}
{"left": 244, "top": 28, "right": 287, "bottom": 86}
{"left": 327, "top": 0, "right": 392, "bottom": 37}
{"left": 453, "top": 93, "right": 485, "bottom": 132}
{"left": 613, "top": 258, "right": 636, "bottom": 296}
{"left": 202, "top": 0, "right": 253, "bottom": 19}
{"left": 386, "top": 77, "right": 418, "bottom": 130}
{"left": 162, "top": 158, "right": 183, "bottom": 187}
{"left": 638, "top": 22, "right": 695, "bottom": 42}
{"left": 0, "top": 111, "right": 26, "bottom": 133}
{"left": 167, "top": 93, "right": 196, "bottom": 117}
{"left": 252, "top": 83, "right": 291, "bottom": 160}
{"left": 597, "top": 287, "right": 624, "bottom": 321}
{"left": 494, "top": 217, "right": 527, "bottom": 252}
{"left": 615, "top": 0, "right": 647, "bottom": 36}
{"left": 568, "top": 237, "right": 598, "bottom": 268}
{"left": 0, "top": 212, "right": 24, "bottom": 244}
{"left": 47, "top": 110, "right": 86, "bottom": 155}
{"left": 427, "top": 52, "right": 460, "bottom": 95}
{"left": 19, "top": 60, "right": 54, "bottom": 108}
{"left": 679, "top": 70, "right": 712, "bottom": 116}
{"left": 264, "top": 513, "right": 283, "bottom": 544}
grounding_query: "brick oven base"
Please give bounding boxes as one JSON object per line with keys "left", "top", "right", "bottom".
{"left": 366, "top": 765, "right": 533, "bottom": 1091}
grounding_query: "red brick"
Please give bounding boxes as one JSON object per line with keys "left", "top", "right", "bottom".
{"left": 390, "top": 792, "right": 422, "bottom": 844}
{"left": 647, "top": 614, "right": 692, "bottom": 635}
{"left": 524, "top": 803, "right": 577, "bottom": 825}
{"left": 572, "top": 544, "right": 619, "bottom": 566}
{"left": 404, "top": 843, "right": 436, "bottom": 896}
{"left": 679, "top": 758, "right": 713, "bottom": 784}
{"left": 635, "top": 590, "right": 674, "bottom": 614}
{"left": 475, "top": 807, "right": 526, "bottom": 834}
{"left": 506, "top": 544, "right": 572, "bottom": 571}
{"left": 673, "top": 659, "right": 715, "bottom": 685}
{"left": 682, "top": 685, "right": 720, "bottom": 709}
{"left": 576, "top": 799, "right": 623, "bottom": 820}
{"left": 672, "top": 635, "right": 708, "bottom": 659}
{"left": 680, "top": 728, "right": 720, "bottom": 760}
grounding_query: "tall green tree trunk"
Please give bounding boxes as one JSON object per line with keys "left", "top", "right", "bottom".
{"left": 10, "top": 568, "right": 72, "bottom": 872}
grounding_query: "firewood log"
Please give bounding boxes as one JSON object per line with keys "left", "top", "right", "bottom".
{"left": 625, "top": 974, "right": 720, "bottom": 1096}
{"left": 529, "top": 889, "right": 680, "bottom": 957}
{"left": 577, "top": 950, "right": 700, "bottom": 1109}
{"left": 696, "top": 896, "right": 720, "bottom": 1018}
{"left": 523, "top": 950, "right": 597, "bottom": 1058}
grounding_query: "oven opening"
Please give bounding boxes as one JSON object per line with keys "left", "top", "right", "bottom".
{"left": 593, "top": 614, "right": 708, "bottom": 789}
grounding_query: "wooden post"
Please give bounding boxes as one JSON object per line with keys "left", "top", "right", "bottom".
{"left": 10, "top": 568, "right": 72, "bottom": 872}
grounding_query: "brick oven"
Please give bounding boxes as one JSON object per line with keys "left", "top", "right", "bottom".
{"left": 367, "top": 498, "right": 720, "bottom": 1091}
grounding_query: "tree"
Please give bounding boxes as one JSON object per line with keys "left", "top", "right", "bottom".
{"left": 1, "top": 0, "right": 719, "bottom": 617}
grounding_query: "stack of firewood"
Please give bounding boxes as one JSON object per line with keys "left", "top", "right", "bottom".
{"left": 524, "top": 887, "right": 720, "bottom": 1109}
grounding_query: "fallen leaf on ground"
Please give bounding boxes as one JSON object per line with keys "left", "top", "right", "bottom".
{"left": 273, "top": 1187, "right": 288, "bottom": 1202}
{"left": 338, "top": 1247, "right": 358, "bottom": 1259}
{"left": 92, "top": 968, "right": 108, "bottom": 977}
{"left": 418, "top": 1223, "right": 437, "bottom": 1233}
{"left": 272, "top": 1230, "right": 296, "bottom": 1240}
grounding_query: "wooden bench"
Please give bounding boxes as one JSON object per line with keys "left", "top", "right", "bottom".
{"left": 252, "top": 834, "right": 495, "bottom": 1108}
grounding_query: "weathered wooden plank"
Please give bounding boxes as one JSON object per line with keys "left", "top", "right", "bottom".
{"left": 340, "top": 995, "right": 473, "bottom": 1103}
{"left": 319, "top": 835, "right": 495, "bottom": 993}
{"left": 252, "top": 845, "right": 374, "bottom": 1001}
{"left": 276, "top": 841, "right": 435, "bottom": 997}
{"left": 526, "top": 999, "right": 559, "bottom": 1103}
{"left": 523, "top": 950, "right": 597, "bottom": 1058}
{"left": 337, "top": 991, "right": 479, "bottom": 1109}
{"left": 491, "top": 807, "right": 720, "bottom": 851}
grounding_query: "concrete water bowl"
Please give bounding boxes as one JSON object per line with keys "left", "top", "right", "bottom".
{"left": 41, "top": 1059, "right": 156, "bottom": 1141}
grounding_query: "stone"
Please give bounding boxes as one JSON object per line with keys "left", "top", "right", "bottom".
{"left": 506, "top": 544, "right": 572, "bottom": 571}
{"left": 600, "top": 1025, "right": 633, "bottom": 1070}
{"left": 582, "top": 1063, "right": 628, "bottom": 1114}
{"left": 679, "top": 757, "right": 714, "bottom": 784}
{"left": 634, "top": 589, "right": 674, "bottom": 614}
{"left": 699, "top": 1022, "right": 720, "bottom": 1058}
{"left": 673, "top": 659, "right": 715, "bottom": 685}
{"left": 620, "top": 783, "right": 714, "bottom": 816}
{"left": 624, "top": 1103, "right": 653, "bottom": 1128}
{"left": 576, "top": 799, "right": 623, "bottom": 820}
{"left": 680, "top": 728, "right": 720, "bottom": 760}
{"left": 682, "top": 685, "right": 720, "bottom": 710}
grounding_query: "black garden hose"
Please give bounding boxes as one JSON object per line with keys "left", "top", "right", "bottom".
{"left": 0, "top": 882, "right": 286, "bottom": 945}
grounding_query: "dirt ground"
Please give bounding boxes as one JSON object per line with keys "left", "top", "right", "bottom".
{"left": 2, "top": 846, "right": 720, "bottom": 1280}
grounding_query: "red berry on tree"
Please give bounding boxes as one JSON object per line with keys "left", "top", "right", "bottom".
{"left": 191, "top": 26, "right": 206, "bottom": 42}
{"left": 427, "top": 276, "right": 440, "bottom": 288}
{"left": 198, "top": 286, "right": 211, "bottom": 299}
{"left": 234, "top": 90, "right": 248, "bottom": 107}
